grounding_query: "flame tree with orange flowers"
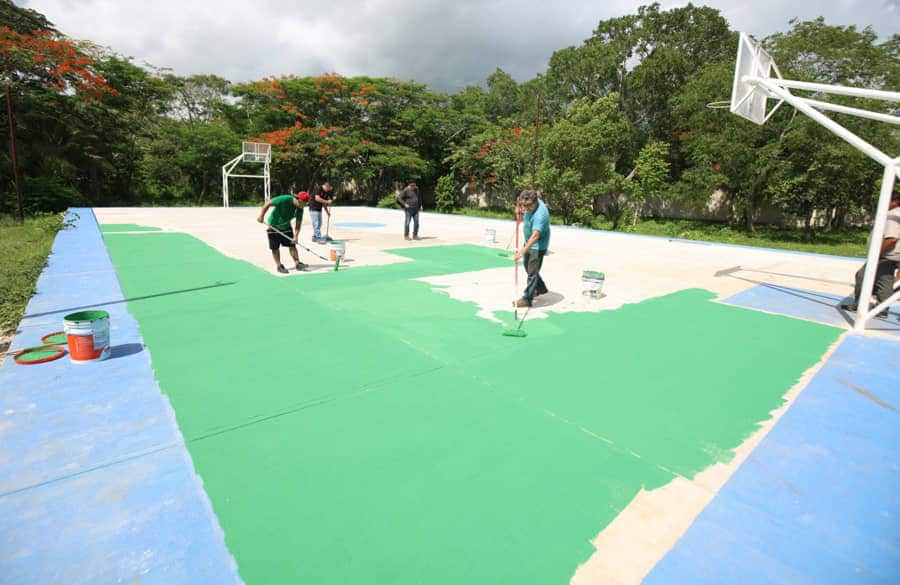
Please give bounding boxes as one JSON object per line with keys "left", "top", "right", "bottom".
{"left": 0, "top": 9, "right": 116, "bottom": 223}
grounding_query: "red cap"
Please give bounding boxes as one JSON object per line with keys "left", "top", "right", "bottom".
{"left": 296, "top": 191, "right": 310, "bottom": 202}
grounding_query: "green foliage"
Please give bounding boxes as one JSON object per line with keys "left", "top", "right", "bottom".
{"left": 0, "top": 0, "right": 53, "bottom": 34}
{"left": 2, "top": 0, "right": 896, "bottom": 258}
{"left": 434, "top": 174, "right": 458, "bottom": 213}
{"left": 455, "top": 206, "right": 868, "bottom": 257}
{"left": 631, "top": 140, "right": 671, "bottom": 223}
{"left": 0, "top": 213, "right": 63, "bottom": 331}
{"left": 377, "top": 194, "right": 399, "bottom": 208}
{"left": 539, "top": 94, "right": 632, "bottom": 224}
{"left": 671, "top": 58, "right": 785, "bottom": 231}
{"left": 445, "top": 124, "right": 534, "bottom": 209}
{"left": 484, "top": 69, "right": 521, "bottom": 123}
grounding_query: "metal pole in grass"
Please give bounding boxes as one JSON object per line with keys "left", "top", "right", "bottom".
{"left": 6, "top": 85, "right": 24, "bottom": 224}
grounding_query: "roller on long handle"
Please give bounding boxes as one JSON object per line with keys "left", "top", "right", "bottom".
{"left": 266, "top": 224, "right": 330, "bottom": 262}
{"left": 325, "top": 192, "right": 336, "bottom": 240}
{"left": 514, "top": 209, "right": 520, "bottom": 321}
{"left": 502, "top": 304, "right": 529, "bottom": 338}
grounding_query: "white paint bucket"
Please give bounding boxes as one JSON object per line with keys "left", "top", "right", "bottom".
{"left": 484, "top": 228, "right": 496, "bottom": 244}
{"left": 63, "top": 310, "right": 111, "bottom": 363}
{"left": 329, "top": 241, "right": 346, "bottom": 261}
{"left": 581, "top": 271, "right": 605, "bottom": 298}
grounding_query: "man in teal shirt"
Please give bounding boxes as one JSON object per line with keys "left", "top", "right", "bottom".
{"left": 257, "top": 191, "right": 310, "bottom": 273}
{"left": 513, "top": 190, "right": 550, "bottom": 307}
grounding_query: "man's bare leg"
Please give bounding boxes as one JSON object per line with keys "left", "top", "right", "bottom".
{"left": 288, "top": 245, "right": 307, "bottom": 270}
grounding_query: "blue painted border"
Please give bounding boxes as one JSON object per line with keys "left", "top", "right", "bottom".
{"left": 644, "top": 333, "right": 900, "bottom": 584}
{"left": 0, "top": 209, "right": 242, "bottom": 584}
{"left": 721, "top": 283, "right": 900, "bottom": 334}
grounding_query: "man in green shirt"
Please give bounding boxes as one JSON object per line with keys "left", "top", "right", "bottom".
{"left": 257, "top": 191, "right": 310, "bottom": 273}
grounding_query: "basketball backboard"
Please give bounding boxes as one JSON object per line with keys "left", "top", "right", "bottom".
{"left": 242, "top": 142, "right": 271, "bottom": 164}
{"left": 730, "top": 33, "right": 781, "bottom": 125}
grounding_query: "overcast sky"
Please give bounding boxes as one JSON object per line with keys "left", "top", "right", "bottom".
{"left": 19, "top": 0, "right": 900, "bottom": 92}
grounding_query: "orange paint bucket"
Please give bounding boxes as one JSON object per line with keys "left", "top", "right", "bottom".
{"left": 63, "top": 310, "right": 111, "bottom": 363}
{"left": 329, "top": 241, "right": 346, "bottom": 262}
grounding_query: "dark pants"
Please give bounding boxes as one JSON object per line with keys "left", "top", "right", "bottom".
{"left": 404, "top": 208, "right": 420, "bottom": 237}
{"left": 852, "top": 258, "right": 898, "bottom": 306}
{"left": 522, "top": 249, "right": 547, "bottom": 304}
{"left": 267, "top": 226, "right": 295, "bottom": 250}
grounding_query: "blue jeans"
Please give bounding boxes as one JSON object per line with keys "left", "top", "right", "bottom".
{"left": 404, "top": 208, "right": 419, "bottom": 237}
{"left": 522, "top": 249, "right": 547, "bottom": 304}
{"left": 310, "top": 210, "right": 323, "bottom": 240}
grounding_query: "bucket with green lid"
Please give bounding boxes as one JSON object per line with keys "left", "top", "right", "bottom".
{"left": 581, "top": 270, "right": 605, "bottom": 298}
{"left": 63, "top": 310, "right": 111, "bottom": 363}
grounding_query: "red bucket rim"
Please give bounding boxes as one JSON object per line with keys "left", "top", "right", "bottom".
{"left": 13, "top": 345, "right": 67, "bottom": 365}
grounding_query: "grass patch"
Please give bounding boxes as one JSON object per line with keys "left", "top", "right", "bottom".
{"left": 451, "top": 207, "right": 868, "bottom": 258}
{"left": 0, "top": 213, "right": 65, "bottom": 333}
{"left": 591, "top": 217, "right": 868, "bottom": 257}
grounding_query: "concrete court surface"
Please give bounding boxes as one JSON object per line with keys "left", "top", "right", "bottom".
{"left": 1, "top": 205, "right": 897, "bottom": 584}
{"left": 93, "top": 205, "right": 869, "bottom": 322}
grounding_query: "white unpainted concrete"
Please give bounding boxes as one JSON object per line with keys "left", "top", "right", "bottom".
{"left": 92, "top": 206, "right": 861, "bottom": 583}
{"left": 93, "top": 206, "right": 860, "bottom": 314}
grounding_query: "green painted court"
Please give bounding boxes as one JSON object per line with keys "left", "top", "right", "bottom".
{"left": 99, "top": 214, "right": 839, "bottom": 583}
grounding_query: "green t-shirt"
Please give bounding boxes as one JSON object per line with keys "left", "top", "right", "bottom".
{"left": 267, "top": 194, "right": 304, "bottom": 229}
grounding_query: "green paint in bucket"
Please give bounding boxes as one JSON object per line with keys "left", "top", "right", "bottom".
{"left": 63, "top": 310, "right": 111, "bottom": 363}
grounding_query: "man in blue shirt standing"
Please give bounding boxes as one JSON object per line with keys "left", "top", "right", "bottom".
{"left": 513, "top": 190, "right": 550, "bottom": 308}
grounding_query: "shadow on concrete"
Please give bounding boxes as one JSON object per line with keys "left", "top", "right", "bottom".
{"left": 109, "top": 343, "right": 144, "bottom": 359}
{"left": 534, "top": 292, "right": 565, "bottom": 308}
{"left": 23, "top": 282, "right": 238, "bottom": 320}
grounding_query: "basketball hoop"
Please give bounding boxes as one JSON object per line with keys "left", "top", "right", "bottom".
{"left": 727, "top": 31, "right": 900, "bottom": 331}
{"left": 222, "top": 142, "right": 272, "bottom": 207}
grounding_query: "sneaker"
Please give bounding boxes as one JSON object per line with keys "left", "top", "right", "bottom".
{"left": 413, "top": 235, "right": 421, "bottom": 240}
{"left": 840, "top": 303, "right": 857, "bottom": 312}
{"left": 875, "top": 310, "right": 889, "bottom": 319}
{"left": 323, "top": 236, "right": 334, "bottom": 242}
{"left": 295, "top": 262, "right": 307, "bottom": 271}
{"left": 276, "top": 264, "right": 289, "bottom": 274}
{"left": 404, "top": 236, "right": 411, "bottom": 241}
{"left": 536, "top": 285, "right": 549, "bottom": 296}
{"left": 513, "top": 298, "right": 531, "bottom": 308}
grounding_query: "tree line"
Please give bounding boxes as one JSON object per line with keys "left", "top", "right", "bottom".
{"left": 1, "top": 1, "right": 897, "bottom": 237}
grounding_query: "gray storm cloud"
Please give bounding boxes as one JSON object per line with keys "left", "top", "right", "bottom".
{"left": 21, "top": 0, "right": 899, "bottom": 91}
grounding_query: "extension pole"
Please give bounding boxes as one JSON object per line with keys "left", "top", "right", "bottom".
{"left": 531, "top": 93, "right": 541, "bottom": 190}
{"left": 265, "top": 224, "right": 330, "bottom": 262}
{"left": 6, "top": 86, "right": 24, "bottom": 225}
{"left": 514, "top": 207, "right": 520, "bottom": 320}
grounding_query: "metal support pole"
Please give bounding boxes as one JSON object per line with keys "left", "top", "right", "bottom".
{"left": 222, "top": 164, "right": 229, "bottom": 208}
{"left": 762, "top": 78, "right": 900, "bottom": 102}
{"left": 6, "top": 86, "right": 24, "bottom": 224}
{"left": 802, "top": 97, "right": 900, "bottom": 126}
{"left": 854, "top": 165, "right": 897, "bottom": 330}
{"left": 753, "top": 78, "right": 894, "bottom": 169}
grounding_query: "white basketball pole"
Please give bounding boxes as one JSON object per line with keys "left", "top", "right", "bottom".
{"left": 749, "top": 78, "right": 897, "bottom": 169}
{"left": 222, "top": 142, "right": 272, "bottom": 208}
{"left": 742, "top": 79, "right": 900, "bottom": 329}
{"left": 855, "top": 165, "right": 899, "bottom": 329}
{"left": 732, "top": 33, "right": 900, "bottom": 330}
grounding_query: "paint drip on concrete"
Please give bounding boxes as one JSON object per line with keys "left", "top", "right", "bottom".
{"left": 103, "top": 230, "right": 841, "bottom": 584}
